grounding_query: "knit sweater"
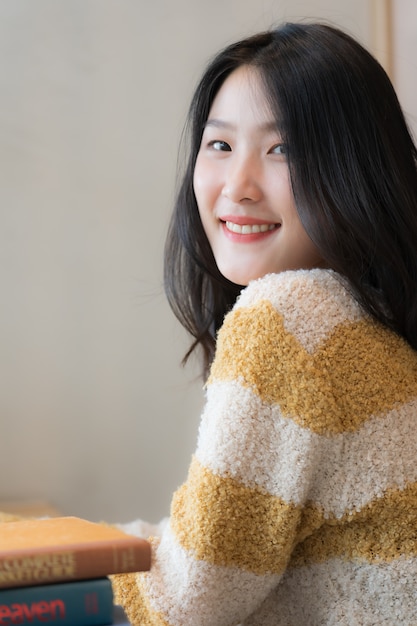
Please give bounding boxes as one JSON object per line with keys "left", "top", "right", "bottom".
{"left": 112, "top": 268, "right": 417, "bottom": 625}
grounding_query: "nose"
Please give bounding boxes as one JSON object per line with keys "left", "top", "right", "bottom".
{"left": 221, "top": 154, "right": 263, "bottom": 203}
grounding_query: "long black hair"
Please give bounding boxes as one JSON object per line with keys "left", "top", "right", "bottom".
{"left": 164, "top": 22, "right": 417, "bottom": 378}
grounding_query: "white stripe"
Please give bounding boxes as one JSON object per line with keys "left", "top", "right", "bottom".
{"left": 235, "top": 269, "right": 363, "bottom": 354}
{"left": 196, "top": 381, "right": 417, "bottom": 517}
{"left": 244, "top": 556, "right": 417, "bottom": 625}
{"left": 140, "top": 523, "right": 280, "bottom": 626}
{"left": 137, "top": 531, "right": 416, "bottom": 625}
{"left": 196, "top": 381, "right": 319, "bottom": 504}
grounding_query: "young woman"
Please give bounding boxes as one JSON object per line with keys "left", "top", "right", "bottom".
{"left": 111, "top": 22, "right": 417, "bottom": 624}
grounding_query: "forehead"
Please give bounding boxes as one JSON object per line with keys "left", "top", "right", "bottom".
{"left": 208, "top": 65, "right": 275, "bottom": 125}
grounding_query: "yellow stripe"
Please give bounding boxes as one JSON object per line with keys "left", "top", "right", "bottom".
{"left": 292, "top": 481, "right": 417, "bottom": 567}
{"left": 171, "top": 457, "right": 303, "bottom": 576}
{"left": 171, "top": 457, "right": 417, "bottom": 574}
{"left": 111, "top": 571, "right": 171, "bottom": 626}
{"left": 209, "top": 303, "right": 417, "bottom": 434}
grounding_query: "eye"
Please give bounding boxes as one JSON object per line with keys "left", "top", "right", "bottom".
{"left": 209, "top": 140, "right": 232, "bottom": 152}
{"left": 269, "top": 143, "right": 287, "bottom": 155}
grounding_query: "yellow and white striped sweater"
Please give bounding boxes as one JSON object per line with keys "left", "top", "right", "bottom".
{"left": 112, "top": 268, "right": 417, "bottom": 625}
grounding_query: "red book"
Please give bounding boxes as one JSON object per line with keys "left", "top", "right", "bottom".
{"left": 0, "top": 516, "right": 151, "bottom": 589}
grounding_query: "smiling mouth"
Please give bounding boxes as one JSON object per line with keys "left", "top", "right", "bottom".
{"left": 224, "top": 220, "right": 279, "bottom": 234}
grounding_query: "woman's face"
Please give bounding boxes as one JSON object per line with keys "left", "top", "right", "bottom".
{"left": 193, "top": 65, "right": 323, "bottom": 286}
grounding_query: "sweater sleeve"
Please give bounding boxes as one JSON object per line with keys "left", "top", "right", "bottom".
{"left": 111, "top": 270, "right": 361, "bottom": 625}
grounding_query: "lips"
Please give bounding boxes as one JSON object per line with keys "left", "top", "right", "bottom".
{"left": 225, "top": 221, "right": 277, "bottom": 234}
{"left": 219, "top": 217, "right": 280, "bottom": 243}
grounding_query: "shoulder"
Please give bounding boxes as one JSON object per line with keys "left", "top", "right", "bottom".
{"left": 209, "top": 269, "right": 363, "bottom": 394}
{"left": 236, "top": 268, "right": 362, "bottom": 320}
{"left": 229, "top": 269, "right": 364, "bottom": 354}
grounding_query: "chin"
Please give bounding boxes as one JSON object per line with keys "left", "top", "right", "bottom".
{"left": 217, "top": 261, "right": 276, "bottom": 287}
{"left": 221, "top": 270, "right": 261, "bottom": 287}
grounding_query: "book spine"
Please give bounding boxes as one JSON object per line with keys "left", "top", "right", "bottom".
{"left": 0, "top": 578, "right": 113, "bottom": 625}
{"left": 0, "top": 539, "right": 151, "bottom": 589}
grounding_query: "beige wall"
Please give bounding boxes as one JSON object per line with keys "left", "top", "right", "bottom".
{"left": 0, "top": 0, "right": 405, "bottom": 523}
{"left": 392, "top": 0, "right": 417, "bottom": 139}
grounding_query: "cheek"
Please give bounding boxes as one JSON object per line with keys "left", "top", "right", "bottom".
{"left": 192, "top": 161, "right": 204, "bottom": 206}
{"left": 193, "top": 159, "right": 212, "bottom": 239}
{"left": 193, "top": 155, "right": 219, "bottom": 209}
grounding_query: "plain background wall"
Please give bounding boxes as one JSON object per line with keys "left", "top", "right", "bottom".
{"left": 392, "top": 0, "right": 417, "bottom": 139}
{"left": 0, "top": 0, "right": 413, "bottom": 523}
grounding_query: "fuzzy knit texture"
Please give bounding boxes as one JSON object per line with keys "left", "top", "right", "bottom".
{"left": 110, "top": 268, "right": 417, "bottom": 625}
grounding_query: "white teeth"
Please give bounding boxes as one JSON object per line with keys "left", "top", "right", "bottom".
{"left": 225, "top": 221, "right": 276, "bottom": 234}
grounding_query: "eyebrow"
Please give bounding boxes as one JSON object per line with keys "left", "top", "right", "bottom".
{"left": 204, "top": 118, "right": 282, "bottom": 133}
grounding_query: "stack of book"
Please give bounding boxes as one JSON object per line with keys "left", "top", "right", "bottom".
{"left": 0, "top": 516, "right": 151, "bottom": 625}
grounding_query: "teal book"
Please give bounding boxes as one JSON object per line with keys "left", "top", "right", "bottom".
{"left": 0, "top": 577, "right": 113, "bottom": 625}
